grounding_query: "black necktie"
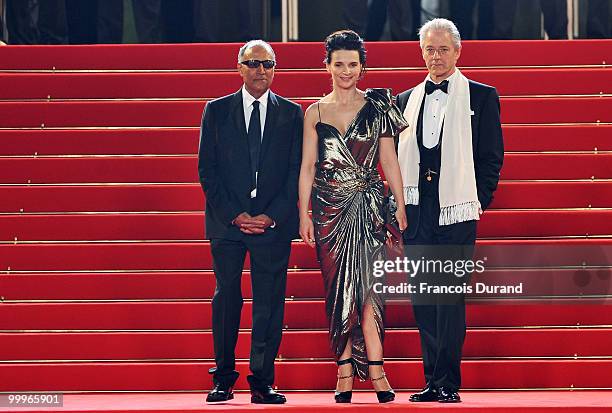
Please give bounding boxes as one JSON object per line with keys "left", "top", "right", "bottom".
{"left": 425, "top": 79, "right": 449, "bottom": 95}
{"left": 247, "top": 100, "right": 261, "bottom": 191}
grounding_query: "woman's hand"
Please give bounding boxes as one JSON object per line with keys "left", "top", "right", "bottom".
{"left": 395, "top": 207, "right": 408, "bottom": 232}
{"left": 300, "top": 216, "right": 316, "bottom": 248}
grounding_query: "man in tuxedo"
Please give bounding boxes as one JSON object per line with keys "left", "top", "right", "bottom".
{"left": 198, "top": 40, "right": 303, "bottom": 404}
{"left": 396, "top": 18, "right": 504, "bottom": 403}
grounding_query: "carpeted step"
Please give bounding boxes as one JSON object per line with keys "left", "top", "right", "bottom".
{"left": 1, "top": 98, "right": 611, "bottom": 130}
{"left": 0, "top": 213, "right": 206, "bottom": 242}
{"left": 0, "top": 100, "right": 208, "bottom": 128}
{"left": 1, "top": 181, "right": 610, "bottom": 213}
{"left": 1, "top": 359, "right": 611, "bottom": 391}
{"left": 2, "top": 97, "right": 611, "bottom": 128}
{"left": 1, "top": 329, "right": 610, "bottom": 361}
{"left": 1, "top": 268, "right": 609, "bottom": 300}
{"left": 0, "top": 300, "right": 610, "bottom": 330}
{"left": 0, "top": 129, "right": 197, "bottom": 156}
{"left": 0, "top": 156, "right": 201, "bottom": 184}
{"left": 0, "top": 271, "right": 326, "bottom": 301}
{"left": 1, "top": 239, "right": 610, "bottom": 272}
{"left": 491, "top": 181, "right": 612, "bottom": 209}
{"left": 1, "top": 40, "right": 610, "bottom": 70}
{"left": 2, "top": 125, "right": 611, "bottom": 156}
{"left": 1, "top": 153, "right": 610, "bottom": 184}
{"left": 2, "top": 210, "right": 612, "bottom": 242}
{"left": 47, "top": 151, "right": 612, "bottom": 181}
{"left": 1, "top": 69, "right": 610, "bottom": 100}
{"left": 479, "top": 209, "right": 612, "bottom": 237}
{"left": 0, "top": 184, "right": 203, "bottom": 213}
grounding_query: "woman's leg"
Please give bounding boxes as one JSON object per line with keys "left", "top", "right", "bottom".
{"left": 361, "top": 302, "right": 392, "bottom": 391}
{"left": 336, "top": 339, "right": 354, "bottom": 392}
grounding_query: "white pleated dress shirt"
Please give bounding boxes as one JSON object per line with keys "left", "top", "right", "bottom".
{"left": 422, "top": 70, "right": 458, "bottom": 148}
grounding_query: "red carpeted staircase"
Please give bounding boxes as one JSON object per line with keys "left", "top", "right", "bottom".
{"left": 0, "top": 40, "right": 611, "bottom": 411}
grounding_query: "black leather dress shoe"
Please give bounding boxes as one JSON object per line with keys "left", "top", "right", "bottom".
{"left": 206, "top": 384, "right": 234, "bottom": 402}
{"left": 438, "top": 387, "right": 461, "bottom": 403}
{"left": 250, "top": 385, "right": 287, "bottom": 404}
{"left": 409, "top": 386, "right": 439, "bottom": 402}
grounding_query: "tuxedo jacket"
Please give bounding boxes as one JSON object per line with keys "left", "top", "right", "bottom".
{"left": 198, "top": 89, "right": 303, "bottom": 243}
{"left": 396, "top": 79, "right": 504, "bottom": 239}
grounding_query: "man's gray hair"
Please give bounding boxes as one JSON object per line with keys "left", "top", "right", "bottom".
{"left": 237, "top": 40, "right": 276, "bottom": 63}
{"left": 418, "top": 18, "right": 461, "bottom": 49}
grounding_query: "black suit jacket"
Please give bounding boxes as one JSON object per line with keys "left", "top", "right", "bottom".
{"left": 198, "top": 89, "right": 303, "bottom": 243}
{"left": 396, "top": 79, "right": 504, "bottom": 239}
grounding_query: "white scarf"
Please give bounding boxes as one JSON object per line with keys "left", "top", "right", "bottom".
{"left": 397, "top": 68, "right": 480, "bottom": 225}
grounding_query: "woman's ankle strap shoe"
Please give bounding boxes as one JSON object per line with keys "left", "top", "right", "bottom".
{"left": 337, "top": 358, "right": 354, "bottom": 366}
{"left": 335, "top": 358, "right": 355, "bottom": 403}
{"left": 334, "top": 390, "right": 353, "bottom": 403}
{"left": 375, "top": 389, "right": 395, "bottom": 403}
{"left": 368, "top": 360, "right": 395, "bottom": 403}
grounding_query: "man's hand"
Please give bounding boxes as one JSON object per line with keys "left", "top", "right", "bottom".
{"left": 249, "top": 214, "right": 274, "bottom": 229}
{"left": 232, "top": 212, "right": 274, "bottom": 235}
{"left": 233, "top": 212, "right": 264, "bottom": 234}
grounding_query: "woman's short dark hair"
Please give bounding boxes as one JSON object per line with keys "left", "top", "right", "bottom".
{"left": 324, "top": 30, "right": 367, "bottom": 71}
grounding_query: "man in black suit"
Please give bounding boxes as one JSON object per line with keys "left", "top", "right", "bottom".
{"left": 198, "top": 40, "right": 303, "bottom": 404}
{"left": 396, "top": 18, "right": 504, "bottom": 403}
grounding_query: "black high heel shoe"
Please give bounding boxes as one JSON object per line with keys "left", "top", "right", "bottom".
{"left": 334, "top": 358, "right": 355, "bottom": 403}
{"left": 368, "top": 360, "right": 395, "bottom": 403}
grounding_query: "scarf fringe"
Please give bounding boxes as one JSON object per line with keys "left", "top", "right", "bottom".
{"left": 403, "top": 186, "right": 419, "bottom": 205}
{"left": 439, "top": 201, "right": 481, "bottom": 226}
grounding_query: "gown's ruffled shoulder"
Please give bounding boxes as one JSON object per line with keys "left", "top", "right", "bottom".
{"left": 365, "top": 88, "right": 409, "bottom": 138}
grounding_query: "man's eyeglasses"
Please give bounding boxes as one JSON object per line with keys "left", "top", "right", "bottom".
{"left": 424, "top": 47, "right": 451, "bottom": 57}
{"left": 240, "top": 59, "right": 276, "bottom": 69}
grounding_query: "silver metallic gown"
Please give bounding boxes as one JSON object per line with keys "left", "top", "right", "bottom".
{"left": 312, "top": 88, "right": 409, "bottom": 379}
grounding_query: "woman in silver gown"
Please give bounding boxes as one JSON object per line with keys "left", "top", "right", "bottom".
{"left": 298, "top": 30, "right": 408, "bottom": 403}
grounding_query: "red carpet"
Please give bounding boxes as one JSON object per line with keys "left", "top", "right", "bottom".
{"left": 1, "top": 152, "right": 610, "bottom": 184}
{"left": 2, "top": 328, "right": 612, "bottom": 360}
{"left": 2, "top": 300, "right": 612, "bottom": 330}
{"left": 1, "top": 181, "right": 612, "bottom": 212}
{"left": 3, "top": 360, "right": 612, "bottom": 392}
{"left": 1, "top": 269, "right": 610, "bottom": 300}
{"left": 2, "top": 97, "right": 611, "bottom": 128}
{"left": 0, "top": 40, "right": 611, "bottom": 410}
{"left": 1, "top": 239, "right": 611, "bottom": 271}
{"left": 1, "top": 209, "right": 612, "bottom": 241}
{"left": 0, "top": 392, "right": 611, "bottom": 413}
{"left": 1, "top": 69, "right": 611, "bottom": 99}
{"left": 1, "top": 125, "right": 611, "bottom": 155}
{"left": 0, "top": 39, "right": 610, "bottom": 69}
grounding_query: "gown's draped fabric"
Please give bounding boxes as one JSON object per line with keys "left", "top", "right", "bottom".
{"left": 312, "top": 88, "right": 409, "bottom": 380}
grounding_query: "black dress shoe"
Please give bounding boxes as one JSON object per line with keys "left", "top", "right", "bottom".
{"left": 409, "top": 386, "right": 439, "bottom": 402}
{"left": 206, "top": 383, "right": 234, "bottom": 403}
{"left": 438, "top": 386, "right": 461, "bottom": 403}
{"left": 250, "top": 385, "right": 287, "bottom": 404}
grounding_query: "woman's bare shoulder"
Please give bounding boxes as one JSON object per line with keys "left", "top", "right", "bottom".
{"left": 304, "top": 101, "right": 323, "bottom": 124}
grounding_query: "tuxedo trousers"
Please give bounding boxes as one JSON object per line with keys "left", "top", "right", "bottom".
{"left": 404, "top": 185, "right": 477, "bottom": 391}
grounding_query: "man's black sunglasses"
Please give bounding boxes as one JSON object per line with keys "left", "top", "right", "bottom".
{"left": 240, "top": 59, "right": 276, "bottom": 69}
